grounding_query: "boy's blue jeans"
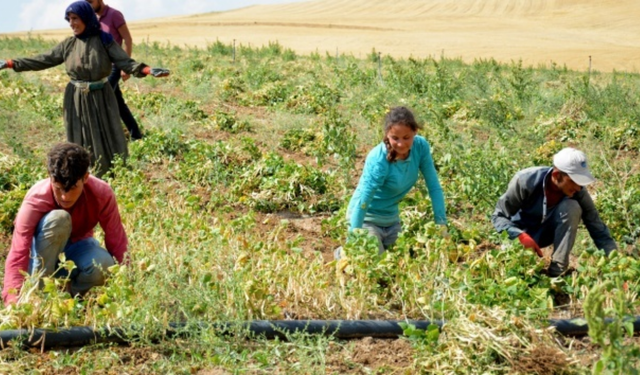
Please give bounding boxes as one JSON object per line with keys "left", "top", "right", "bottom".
{"left": 27, "top": 210, "right": 115, "bottom": 296}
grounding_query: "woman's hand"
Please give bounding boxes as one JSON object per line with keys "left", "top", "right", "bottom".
{"left": 150, "top": 68, "right": 170, "bottom": 77}
{"left": 142, "top": 66, "right": 170, "bottom": 77}
{"left": 0, "top": 59, "right": 13, "bottom": 70}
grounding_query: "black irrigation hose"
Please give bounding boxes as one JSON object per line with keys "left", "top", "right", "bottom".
{"left": 1, "top": 317, "right": 639, "bottom": 350}
{"left": 548, "top": 317, "right": 640, "bottom": 337}
{"left": 0, "top": 320, "right": 439, "bottom": 350}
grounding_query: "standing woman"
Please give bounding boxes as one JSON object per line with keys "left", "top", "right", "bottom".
{"left": 335, "top": 106, "right": 447, "bottom": 259}
{"left": 0, "top": 1, "right": 169, "bottom": 177}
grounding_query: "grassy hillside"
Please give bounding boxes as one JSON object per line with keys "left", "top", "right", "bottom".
{"left": 0, "top": 36, "right": 640, "bottom": 373}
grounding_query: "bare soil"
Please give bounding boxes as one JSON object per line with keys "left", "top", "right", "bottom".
{"left": 325, "top": 337, "right": 415, "bottom": 374}
{"left": 512, "top": 343, "right": 573, "bottom": 375}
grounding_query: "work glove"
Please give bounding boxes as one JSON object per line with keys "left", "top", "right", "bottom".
{"left": 142, "top": 67, "right": 170, "bottom": 77}
{"left": 0, "top": 59, "right": 13, "bottom": 70}
{"left": 518, "top": 232, "right": 543, "bottom": 257}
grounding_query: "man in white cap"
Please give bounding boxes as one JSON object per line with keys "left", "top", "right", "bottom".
{"left": 492, "top": 147, "right": 617, "bottom": 277}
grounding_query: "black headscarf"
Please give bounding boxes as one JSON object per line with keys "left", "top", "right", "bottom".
{"left": 64, "top": 1, "right": 113, "bottom": 45}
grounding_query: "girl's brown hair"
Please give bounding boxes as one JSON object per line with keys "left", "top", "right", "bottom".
{"left": 383, "top": 106, "right": 422, "bottom": 162}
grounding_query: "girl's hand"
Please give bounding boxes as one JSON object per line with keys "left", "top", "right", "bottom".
{"left": 439, "top": 224, "right": 450, "bottom": 239}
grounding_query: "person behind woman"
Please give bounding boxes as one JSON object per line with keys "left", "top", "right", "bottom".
{"left": 0, "top": 1, "right": 169, "bottom": 177}
{"left": 335, "top": 106, "right": 447, "bottom": 259}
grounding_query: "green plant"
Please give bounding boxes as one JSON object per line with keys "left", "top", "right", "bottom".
{"left": 0, "top": 188, "right": 27, "bottom": 234}
{"left": 285, "top": 82, "right": 340, "bottom": 114}
{"left": 400, "top": 322, "right": 440, "bottom": 347}
{"left": 584, "top": 279, "right": 640, "bottom": 374}
{"left": 211, "top": 109, "right": 252, "bottom": 133}
{"left": 280, "top": 128, "right": 319, "bottom": 154}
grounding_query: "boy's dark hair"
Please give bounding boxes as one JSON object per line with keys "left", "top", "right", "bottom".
{"left": 47, "top": 143, "right": 91, "bottom": 191}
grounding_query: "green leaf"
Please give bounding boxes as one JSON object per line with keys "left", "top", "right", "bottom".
{"left": 624, "top": 321, "right": 634, "bottom": 337}
{"left": 426, "top": 324, "right": 440, "bottom": 343}
{"left": 593, "top": 359, "right": 604, "bottom": 375}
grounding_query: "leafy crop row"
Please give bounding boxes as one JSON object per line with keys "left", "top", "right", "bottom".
{"left": 1, "top": 36, "right": 639, "bottom": 373}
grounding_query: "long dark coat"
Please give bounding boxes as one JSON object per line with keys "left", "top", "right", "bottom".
{"left": 12, "top": 36, "right": 148, "bottom": 176}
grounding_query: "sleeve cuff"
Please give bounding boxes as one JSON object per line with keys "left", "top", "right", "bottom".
{"left": 506, "top": 227, "right": 524, "bottom": 240}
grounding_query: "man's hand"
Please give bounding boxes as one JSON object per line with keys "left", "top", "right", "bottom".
{"left": 120, "top": 71, "right": 131, "bottom": 82}
{"left": 518, "top": 232, "right": 543, "bottom": 257}
{"left": 0, "top": 59, "right": 13, "bottom": 70}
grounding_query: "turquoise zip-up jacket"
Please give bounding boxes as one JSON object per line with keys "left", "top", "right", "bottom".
{"left": 347, "top": 136, "right": 447, "bottom": 229}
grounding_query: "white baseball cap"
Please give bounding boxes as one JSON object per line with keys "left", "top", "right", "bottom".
{"left": 553, "top": 147, "right": 595, "bottom": 186}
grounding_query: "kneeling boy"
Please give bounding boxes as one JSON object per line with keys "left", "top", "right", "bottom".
{"left": 2, "top": 143, "right": 128, "bottom": 305}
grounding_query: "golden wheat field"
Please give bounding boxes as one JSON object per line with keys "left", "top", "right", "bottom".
{"left": 5, "top": 0, "right": 640, "bottom": 72}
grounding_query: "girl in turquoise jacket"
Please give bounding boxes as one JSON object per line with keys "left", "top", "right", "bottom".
{"left": 335, "top": 106, "right": 447, "bottom": 258}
